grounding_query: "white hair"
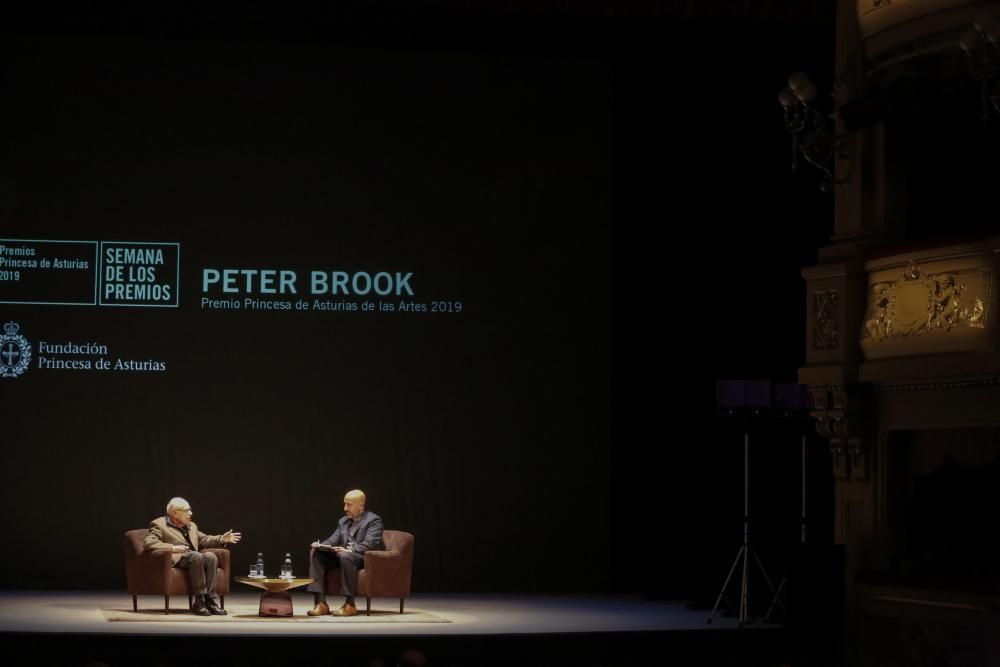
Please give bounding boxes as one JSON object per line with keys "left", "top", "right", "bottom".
{"left": 166, "top": 497, "right": 190, "bottom": 514}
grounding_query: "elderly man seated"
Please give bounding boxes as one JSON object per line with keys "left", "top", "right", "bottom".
{"left": 144, "top": 497, "right": 242, "bottom": 616}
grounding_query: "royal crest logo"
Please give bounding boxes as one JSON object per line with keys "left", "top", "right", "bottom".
{"left": 0, "top": 322, "right": 31, "bottom": 378}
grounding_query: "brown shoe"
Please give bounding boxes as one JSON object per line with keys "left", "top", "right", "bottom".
{"left": 307, "top": 602, "right": 330, "bottom": 617}
{"left": 332, "top": 602, "right": 358, "bottom": 617}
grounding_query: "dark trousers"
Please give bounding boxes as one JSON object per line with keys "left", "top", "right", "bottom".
{"left": 307, "top": 550, "right": 364, "bottom": 597}
{"left": 175, "top": 551, "right": 219, "bottom": 598}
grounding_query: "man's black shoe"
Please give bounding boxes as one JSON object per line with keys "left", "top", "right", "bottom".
{"left": 191, "top": 596, "right": 212, "bottom": 616}
{"left": 205, "top": 597, "right": 227, "bottom": 616}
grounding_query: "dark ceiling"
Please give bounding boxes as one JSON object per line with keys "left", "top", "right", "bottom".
{"left": 5, "top": 1, "right": 836, "bottom": 53}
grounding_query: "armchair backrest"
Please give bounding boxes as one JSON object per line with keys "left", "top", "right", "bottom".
{"left": 382, "top": 530, "right": 414, "bottom": 559}
{"left": 125, "top": 529, "right": 147, "bottom": 556}
{"left": 379, "top": 530, "right": 414, "bottom": 595}
{"left": 124, "top": 528, "right": 151, "bottom": 594}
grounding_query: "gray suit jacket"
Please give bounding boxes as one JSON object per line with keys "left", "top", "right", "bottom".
{"left": 320, "top": 511, "right": 384, "bottom": 554}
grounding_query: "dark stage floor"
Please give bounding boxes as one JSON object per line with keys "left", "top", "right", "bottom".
{"left": 0, "top": 591, "right": 836, "bottom": 667}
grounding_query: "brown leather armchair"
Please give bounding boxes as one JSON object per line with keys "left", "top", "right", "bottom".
{"left": 324, "top": 529, "right": 414, "bottom": 615}
{"left": 124, "top": 529, "right": 230, "bottom": 614}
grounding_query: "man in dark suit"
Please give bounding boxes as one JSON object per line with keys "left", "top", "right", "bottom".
{"left": 307, "top": 489, "right": 384, "bottom": 617}
{"left": 143, "top": 497, "right": 242, "bottom": 616}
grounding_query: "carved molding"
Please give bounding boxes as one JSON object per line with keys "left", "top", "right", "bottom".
{"left": 858, "top": 0, "right": 892, "bottom": 19}
{"left": 814, "top": 289, "right": 840, "bottom": 350}
{"left": 810, "top": 384, "right": 869, "bottom": 481}
{"left": 857, "top": 0, "right": 979, "bottom": 41}
{"left": 875, "top": 377, "right": 1000, "bottom": 392}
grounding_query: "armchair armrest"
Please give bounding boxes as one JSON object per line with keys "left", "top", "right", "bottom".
{"left": 364, "top": 550, "right": 402, "bottom": 578}
{"left": 363, "top": 550, "right": 410, "bottom": 597}
{"left": 126, "top": 548, "right": 175, "bottom": 595}
{"left": 142, "top": 548, "right": 175, "bottom": 572}
{"left": 364, "top": 550, "right": 401, "bottom": 564}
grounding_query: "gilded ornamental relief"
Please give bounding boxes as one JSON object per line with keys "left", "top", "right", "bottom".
{"left": 862, "top": 260, "right": 989, "bottom": 345}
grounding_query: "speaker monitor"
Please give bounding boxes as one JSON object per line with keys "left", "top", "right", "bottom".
{"left": 716, "top": 380, "right": 772, "bottom": 414}
{"left": 716, "top": 380, "right": 813, "bottom": 415}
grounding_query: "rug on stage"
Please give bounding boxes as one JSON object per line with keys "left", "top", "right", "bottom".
{"left": 102, "top": 606, "right": 450, "bottom": 623}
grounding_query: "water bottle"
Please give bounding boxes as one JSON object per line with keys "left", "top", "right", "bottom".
{"left": 256, "top": 552, "right": 264, "bottom": 578}
{"left": 282, "top": 553, "right": 293, "bottom": 579}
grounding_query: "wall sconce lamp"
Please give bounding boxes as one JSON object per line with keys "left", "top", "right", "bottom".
{"left": 959, "top": 11, "right": 1000, "bottom": 125}
{"left": 778, "top": 72, "right": 847, "bottom": 193}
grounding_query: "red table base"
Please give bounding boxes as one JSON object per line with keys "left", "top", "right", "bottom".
{"left": 258, "top": 591, "right": 294, "bottom": 616}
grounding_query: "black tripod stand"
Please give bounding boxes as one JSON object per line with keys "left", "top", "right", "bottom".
{"left": 707, "top": 429, "right": 784, "bottom": 626}
{"left": 763, "top": 433, "right": 809, "bottom": 623}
